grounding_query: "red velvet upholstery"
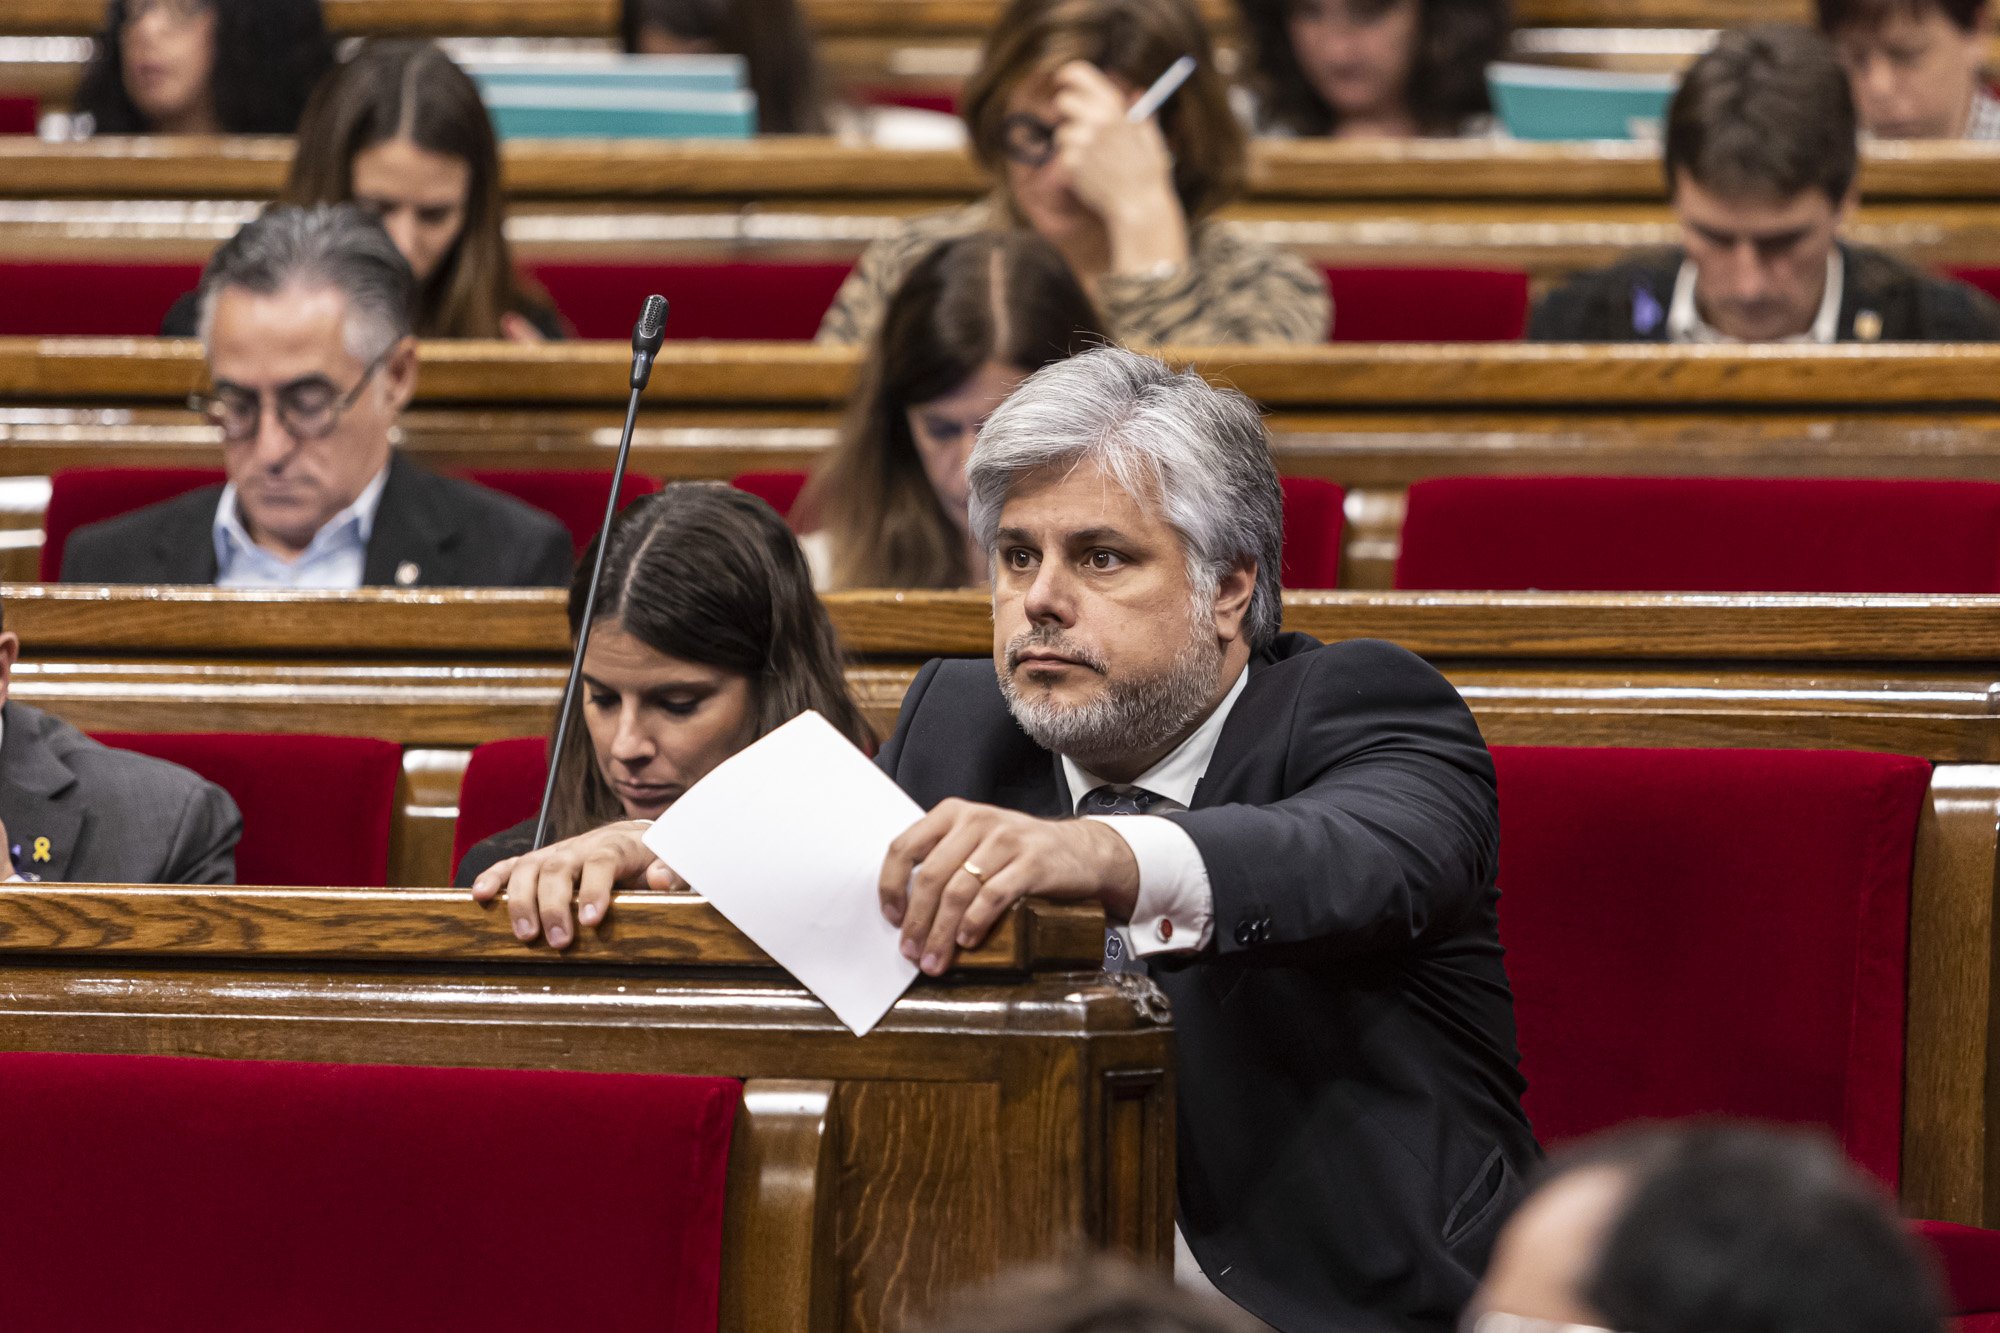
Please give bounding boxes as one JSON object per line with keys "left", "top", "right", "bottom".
{"left": 1280, "top": 476, "right": 1345, "bottom": 588}
{"left": 0, "top": 97, "right": 38, "bottom": 134}
{"left": 1914, "top": 1221, "right": 2000, "bottom": 1315}
{"left": 731, "top": 469, "right": 811, "bottom": 524}
{"left": 1395, "top": 476, "right": 2000, "bottom": 592}
{"left": 93, "top": 733, "right": 402, "bottom": 887}
{"left": 1322, "top": 267, "right": 1529, "bottom": 342}
{"left": 527, "top": 261, "right": 853, "bottom": 340}
{"left": 464, "top": 468, "right": 662, "bottom": 557}
{"left": 452, "top": 735, "right": 550, "bottom": 877}
{"left": 0, "top": 1051, "right": 737, "bottom": 1332}
{"left": 1948, "top": 267, "right": 2000, "bottom": 305}
{"left": 0, "top": 261, "right": 204, "bottom": 336}
{"left": 43, "top": 467, "right": 226, "bottom": 579}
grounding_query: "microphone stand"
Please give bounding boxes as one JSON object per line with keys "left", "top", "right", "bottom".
{"left": 530, "top": 294, "right": 670, "bottom": 852}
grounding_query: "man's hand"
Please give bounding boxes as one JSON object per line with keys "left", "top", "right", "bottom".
{"left": 469, "top": 820, "right": 685, "bottom": 949}
{"left": 878, "top": 800, "right": 1140, "bottom": 976}
{"left": 0, "top": 815, "right": 17, "bottom": 880}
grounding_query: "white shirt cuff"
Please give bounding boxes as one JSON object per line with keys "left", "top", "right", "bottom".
{"left": 1088, "top": 814, "right": 1214, "bottom": 955}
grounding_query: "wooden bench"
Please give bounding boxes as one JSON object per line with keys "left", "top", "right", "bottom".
{"left": 0, "top": 886, "right": 1167, "bottom": 1332}
{"left": 10, "top": 340, "right": 2000, "bottom": 585}
{"left": 1, "top": 583, "right": 1996, "bottom": 1236}
{"left": 3, "top": 139, "right": 1999, "bottom": 283}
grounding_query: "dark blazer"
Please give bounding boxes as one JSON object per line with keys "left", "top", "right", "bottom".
{"left": 1528, "top": 241, "right": 2000, "bottom": 343}
{"left": 59, "top": 453, "right": 573, "bottom": 588}
{"left": 876, "top": 634, "right": 1539, "bottom": 1333}
{"left": 0, "top": 700, "right": 240, "bottom": 884}
{"left": 454, "top": 815, "right": 536, "bottom": 889}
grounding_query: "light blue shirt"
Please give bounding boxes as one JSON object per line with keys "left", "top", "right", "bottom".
{"left": 211, "top": 466, "right": 390, "bottom": 590}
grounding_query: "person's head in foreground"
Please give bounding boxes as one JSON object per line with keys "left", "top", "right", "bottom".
{"left": 970, "top": 345, "right": 1280, "bottom": 781}
{"left": 286, "top": 40, "right": 560, "bottom": 341}
{"left": 191, "top": 202, "right": 417, "bottom": 561}
{"left": 76, "top": 0, "right": 334, "bottom": 135}
{"left": 1234, "top": 0, "right": 1510, "bottom": 139}
{"left": 621, "top": 0, "right": 829, "bottom": 133}
{"left": 1470, "top": 1121, "right": 1945, "bottom": 1333}
{"left": 960, "top": 0, "right": 1246, "bottom": 275}
{"left": 542, "top": 483, "right": 873, "bottom": 845}
{"left": 1664, "top": 25, "right": 1860, "bottom": 342}
{"left": 1818, "top": 0, "right": 1994, "bottom": 140}
{"left": 919, "top": 1254, "right": 1266, "bottom": 1333}
{"left": 804, "top": 231, "right": 1109, "bottom": 590}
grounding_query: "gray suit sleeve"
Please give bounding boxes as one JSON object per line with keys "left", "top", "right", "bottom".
{"left": 162, "top": 779, "right": 243, "bottom": 885}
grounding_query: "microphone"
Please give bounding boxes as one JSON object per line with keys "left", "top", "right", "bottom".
{"left": 531, "top": 294, "right": 671, "bottom": 852}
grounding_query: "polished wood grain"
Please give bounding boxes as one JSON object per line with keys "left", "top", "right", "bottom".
{"left": 725, "top": 1079, "right": 842, "bottom": 1333}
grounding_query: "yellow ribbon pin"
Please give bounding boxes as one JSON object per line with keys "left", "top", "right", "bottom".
{"left": 31, "top": 837, "right": 50, "bottom": 863}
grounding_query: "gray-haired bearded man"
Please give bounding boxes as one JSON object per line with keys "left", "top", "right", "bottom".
{"left": 475, "top": 346, "right": 1539, "bottom": 1332}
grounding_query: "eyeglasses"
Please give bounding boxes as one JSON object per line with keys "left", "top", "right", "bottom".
{"left": 999, "top": 113, "right": 1060, "bottom": 168}
{"left": 123, "top": 0, "right": 214, "bottom": 28}
{"left": 188, "top": 350, "right": 390, "bottom": 445}
{"left": 1460, "top": 1312, "right": 1627, "bottom": 1333}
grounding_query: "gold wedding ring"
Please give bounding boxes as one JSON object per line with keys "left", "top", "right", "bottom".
{"left": 961, "top": 860, "right": 989, "bottom": 883}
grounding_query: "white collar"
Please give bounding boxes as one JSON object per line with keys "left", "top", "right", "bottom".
{"left": 1667, "top": 246, "right": 1844, "bottom": 345}
{"left": 212, "top": 461, "right": 391, "bottom": 564}
{"left": 1062, "top": 665, "right": 1249, "bottom": 811}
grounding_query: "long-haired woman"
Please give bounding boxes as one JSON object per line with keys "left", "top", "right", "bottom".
{"left": 455, "top": 484, "right": 873, "bottom": 888}
{"left": 75, "top": 0, "right": 333, "bottom": 135}
{"left": 621, "top": 0, "right": 831, "bottom": 134}
{"left": 802, "top": 231, "right": 1109, "bottom": 589}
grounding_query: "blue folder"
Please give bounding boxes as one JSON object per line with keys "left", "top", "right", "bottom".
{"left": 1487, "top": 62, "right": 1679, "bottom": 142}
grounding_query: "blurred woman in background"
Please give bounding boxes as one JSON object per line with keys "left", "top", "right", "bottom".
{"left": 621, "top": 0, "right": 832, "bottom": 134}
{"left": 1233, "top": 0, "right": 1510, "bottom": 138}
{"left": 455, "top": 484, "right": 872, "bottom": 889}
{"left": 801, "top": 232, "right": 1109, "bottom": 589}
{"left": 75, "top": 0, "right": 333, "bottom": 135}
{"left": 817, "top": 0, "right": 1331, "bottom": 346}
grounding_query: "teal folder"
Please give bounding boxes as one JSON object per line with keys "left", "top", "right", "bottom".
{"left": 1488, "top": 62, "right": 1679, "bottom": 142}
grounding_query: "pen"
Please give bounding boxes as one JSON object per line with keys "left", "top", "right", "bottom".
{"left": 1127, "top": 55, "right": 1197, "bottom": 122}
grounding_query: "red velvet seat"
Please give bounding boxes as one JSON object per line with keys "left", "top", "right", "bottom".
{"left": 733, "top": 471, "right": 1346, "bottom": 586}
{"left": 527, "top": 261, "right": 853, "bottom": 340}
{"left": 93, "top": 732, "right": 402, "bottom": 887}
{"left": 1491, "top": 745, "right": 2000, "bottom": 1316}
{"left": 0, "top": 261, "right": 204, "bottom": 336}
{"left": 1947, "top": 267, "right": 2000, "bottom": 306}
{"left": 463, "top": 469, "right": 661, "bottom": 558}
{"left": 452, "top": 735, "right": 550, "bottom": 879}
{"left": 0, "top": 97, "right": 38, "bottom": 135}
{"left": 1395, "top": 476, "right": 2000, "bottom": 592}
{"left": 1322, "top": 267, "right": 1529, "bottom": 342}
{"left": 0, "top": 1051, "right": 737, "bottom": 1332}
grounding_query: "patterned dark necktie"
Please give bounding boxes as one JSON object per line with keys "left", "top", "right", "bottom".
{"left": 1080, "top": 784, "right": 1172, "bottom": 972}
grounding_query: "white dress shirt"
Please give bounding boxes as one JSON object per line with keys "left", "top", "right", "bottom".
{"left": 211, "top": 465, "right": 390, "bottom": 590}
{"left": 1666, "top": 248, "right": 1845, "bottom": 345}
{"left": 1061, "top": 666, "right": 1247, "bottom": 957}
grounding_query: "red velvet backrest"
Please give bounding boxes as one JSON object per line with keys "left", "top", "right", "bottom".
{"left": 1947, "top": 267, "right": 2000, "bottom": 305}
{"left": 463, "top": 469, "right": 663, "bottom": 558}
{"left": 527, "top": 262, "right": 854, "bottom": 340}
{"left": 1279, "top": 476, "right": 1345, "bottom": 588}
{"left": 0, "top": 262, "right": 204, "bottom": 336}
{"left": 1492, "top": 746, "right": 1930, "bottom": 1185}
{"left": 731, "top": 470, "right": 810, "bottom": 524}
{"left": 44, "top": 467, "right": 225, "bottom": 580}
{"left": 0, "top": 1051, "right": 737, "bottom": 1332}
{"left": 1322, "top": 267, "right": 1530, "bottom": 342}
{"left": 1395, "top": 476, "right": 2000, "bottom": 592}
{"left": 453, "top": 736, "right": 551, "bottom": 878}
{"left": 0, "top": 97, "right": 38, "bottom": 135}
{"left": 93, "top": 732, "right": 403, "bottom": 887}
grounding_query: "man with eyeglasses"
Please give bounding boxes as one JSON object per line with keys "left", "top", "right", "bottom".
{"left": 62, "top": 204, "right": 571, "bottom": 589}
{"left": 1529, "top": 24, "right": 2000, "bottom": 344}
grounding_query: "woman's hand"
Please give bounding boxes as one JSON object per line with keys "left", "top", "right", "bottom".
{"left": 1050, "top": 60, "right": 1191, "bottom": 277}
{"left": 470, "top": 819, "right": 686, "bottom": 949}
{"left": 499, "top": 311, "right": 547, "bottom": 344}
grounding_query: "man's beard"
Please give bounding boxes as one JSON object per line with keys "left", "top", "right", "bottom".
{"left": 997, "top": 615, "right": 1224, "bottom": 772}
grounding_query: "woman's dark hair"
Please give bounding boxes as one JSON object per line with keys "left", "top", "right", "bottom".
{"left": 1234, "top": 0, "right": 1509, "bottom": 137}
{"left": 620, "top": 0, "right": 830, "bottom": 134}
{"left": 1817, "top": 0, "right": 1987, "bottom": 35}
{"left": 284, "top": 39, "right": 559, "bottom": 339}
{"left": 76, "top": 0, "right": 333, "bottom": 134}
{"left": 961, "top": 0, "right": 1247, "bottom": 221}
{"left": 545, "top": 484, "right": 873, "bottom": 840}
{"left": 802, "top": 231, "right": 1109, "bottom": 590}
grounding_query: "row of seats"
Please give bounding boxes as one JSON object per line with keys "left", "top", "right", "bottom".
{"left": 48, "top": 467, "right": 2000, "bottom": 594}
{"left": 6, "top": 741, "right": 1995, "bottom": 1322}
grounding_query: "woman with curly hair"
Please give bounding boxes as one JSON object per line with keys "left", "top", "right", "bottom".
{"left": 74, "top": 0, "right": 333, "bottom": 135}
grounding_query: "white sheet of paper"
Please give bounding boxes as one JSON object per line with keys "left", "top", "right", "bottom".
{"left": 644, "top": 711, "right": 922, "bottom": 1036}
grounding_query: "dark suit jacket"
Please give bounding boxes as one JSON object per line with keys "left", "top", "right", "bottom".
{"left": 59, "top": 453, "right": 573, "bottom": 588}
{"left": 876, "top": 634, "right": 1539, "bottom": 1332}
{"left": 1528, "top": 241, "right": 2000, "bottom": 343}
{"left": 0, "top": 701, "right": 240, "bottom": 884}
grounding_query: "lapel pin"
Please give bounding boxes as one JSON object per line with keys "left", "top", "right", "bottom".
{"left": 394, "top": 561, "right": 420, "bottom": 587}
{"left": 1854, "top": 310, "right": 1883, "bottom": 343}
{"left": 31, "top": 837, "right": 51, "bottom": 864}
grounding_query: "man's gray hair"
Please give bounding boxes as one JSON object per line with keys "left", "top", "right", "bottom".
{"left": 195, "top": 203, "right": 416, "bottom": 361}
{"left": 968, "top": 346, "right": 1286, "bottom": 649}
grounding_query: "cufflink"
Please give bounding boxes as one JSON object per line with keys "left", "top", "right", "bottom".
{"left": 1157, "top": 918, "right": 1174, "bottom": 943}
{"left": 394, "top": 561, "right": 420, "bottom": 586}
